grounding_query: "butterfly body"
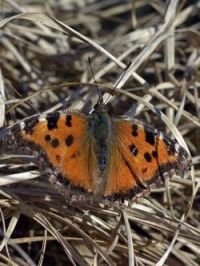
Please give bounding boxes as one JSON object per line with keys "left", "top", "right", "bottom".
{"left": 3, "top": 101, "right": 191, "bottom": 201}
{"left": 89, "top": 103, "right": 111, "bottom": 172}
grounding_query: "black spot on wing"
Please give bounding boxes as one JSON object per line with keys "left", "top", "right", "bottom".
{"left": 66, "top": 115, "right": 72, "bottom": 127}
{"left": 46, "top": 112, "right": 60, "bottom": 130}
{"left": 51, "top": 138, "right": 59, "bottom": 148}
{"left": 144, "top": 128, "right": 155, "bottom": 145}
{"left": 45, "top": 134, "right": 51, "bottom": 141}
{"left": 144, "top": 152, "right": 152, "bottom": 162}
{"left": 65, "top": 134, "right": 74, "bottom": 147}
{"left": 129, "top": 144, "right": 138, "bottom": 156}
{"left": 132, "top": 124, "right": 138, "bottom": 137}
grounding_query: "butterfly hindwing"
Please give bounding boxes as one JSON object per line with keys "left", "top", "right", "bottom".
{"left": 104, "top": 142, "right": 139, "bottom": 197}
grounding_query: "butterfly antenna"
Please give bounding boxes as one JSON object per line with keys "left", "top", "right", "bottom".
{"left": 104, "top": 61, "right": 132, "bottom": 104}
{"left": 88, "top": 57, "right": 103, "bottom": 105}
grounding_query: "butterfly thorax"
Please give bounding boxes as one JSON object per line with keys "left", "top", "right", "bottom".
{"left": 92, "top": 102, "right": 111, "bottom": 144}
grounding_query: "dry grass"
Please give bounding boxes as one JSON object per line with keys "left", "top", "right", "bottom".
{"left": 0, "top": 0, "right": 200, "bottom": 265}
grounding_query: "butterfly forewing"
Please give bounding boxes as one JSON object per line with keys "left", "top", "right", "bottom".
{"left": 106, "top": 117, "right": 191, "bottom": 194}
{"left": 14, "top": 112, "right": 98, "bottom": 192}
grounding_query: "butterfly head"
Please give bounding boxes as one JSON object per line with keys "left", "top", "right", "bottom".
{"left": 93, "top": 94, "right": 107, "bottom": 114}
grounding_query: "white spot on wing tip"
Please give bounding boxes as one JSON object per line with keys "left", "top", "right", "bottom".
{"left": 20, "top": 122, "right": 25, "bottom": 130}
{"left": 39, "top": 116, "right": 47, "bottom": 122}
{"left": 175, "top": 143, "right": 180, "bottom": 153}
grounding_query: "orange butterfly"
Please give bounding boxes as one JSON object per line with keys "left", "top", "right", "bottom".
{"left": 2, "top": 97, "right": 191, "bottom": 202}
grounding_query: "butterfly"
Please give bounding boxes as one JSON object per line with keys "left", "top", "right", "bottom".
{"left": 1, "top": 96, "right": 191, "bottom": 203}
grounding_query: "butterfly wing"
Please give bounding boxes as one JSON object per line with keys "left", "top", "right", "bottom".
{"left": 104, "top": 117, "right": 191, "bottom": 198}
{"left": 5, "top": 111, "right": 191, "bottom": 200}
{"left": 9, "top": 112, "right": 98, "bottom": 192}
